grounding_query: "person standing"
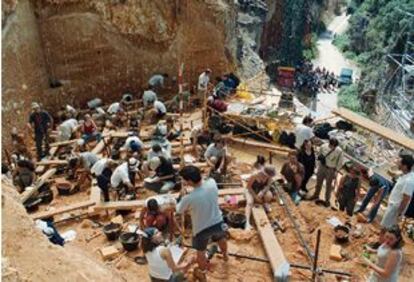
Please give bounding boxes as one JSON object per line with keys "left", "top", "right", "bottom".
{"left": 309, "top": 138, "right": 344, "bottom": 207}
{"left": 27, "top": 102, "right": 53, "bottom": 160}
{"left": 297, "top": 140, "right": 316, "bottom": 194}
{"left": 198, "top": 69, "right": 212, "bottom": 93}
{"left": 360, "top": 226, "right": 403, "bottom": 282}
{"left": 355, "top": 170, "right": 392, "bottom": 223}
{"left": 176, "top": 166, "right": 228, "bottom": 280}
{"left": 381, "top": 155, "right": 414, "bottom": 228}
{"left": 336, "top": 166, "right": 361, "bottom": 217}
{"left": 294, "top": 116, "right": 315, "bottom": 149}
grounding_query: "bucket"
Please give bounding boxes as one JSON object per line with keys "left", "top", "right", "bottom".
{"left": 119, "top": 232, "right": 140, "bottom": 252}
{"left": 103, "top": 223, "right": 122, "bottom": 241}
{"left": 57, "top": 185, "right": 72, "bottom": 196}
{"left": 334, "top": 225, "right": 350, "bottom": 244}
{"left": 227, "top": 212, "right": 246, "bottom": 229}
{"left": 24, "top": 197, "right": 42, "bottom": 213}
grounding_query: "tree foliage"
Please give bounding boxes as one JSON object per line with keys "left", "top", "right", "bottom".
{"left": 337, "top": 0, "right": 414, "bottom": 91}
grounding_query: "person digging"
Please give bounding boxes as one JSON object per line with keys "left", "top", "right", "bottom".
{"left": 176, "top": 165, "right": 228, "bottom": 281}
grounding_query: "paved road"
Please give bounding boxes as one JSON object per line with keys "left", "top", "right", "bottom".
{"left": 308, "top": 13, "right": 360, "bottom": 118}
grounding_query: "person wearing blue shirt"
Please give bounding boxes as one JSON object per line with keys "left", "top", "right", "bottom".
{"left": 356, "top": 170, "right": 392, "bottom": 223}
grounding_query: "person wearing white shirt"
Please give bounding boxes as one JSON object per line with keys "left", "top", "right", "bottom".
{"left": 149, "top": 73, "right": 168, "bottom": 90}
{"left": 197, "top": 69, "right": 212, "bottom": 92}
{"left": 294, "top": 116, "right": 315, "bottom": 149}
{"left": 58, "top": 118, "right": 79, "bottom": 141}
{"left": 381, "top": 155, "right": 414, "bottom": 228}
{"left": 111, "top": 158, "right": 139, "bottom": 194}
{"left": 154, "top": 100, "right": 167, "bottom": 118}
{"left": 123, "top": 135, "right": 144, "bottom": 153}
{"left": 107, "top": 102, "right": 121, "bottom": 114}
{"left": 92, "top": 158, "right": 117, "bottom": 201}
{"left": 143, "top": 89, "right": 158, "bottom": 107}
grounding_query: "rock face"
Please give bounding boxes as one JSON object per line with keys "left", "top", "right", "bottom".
{"left": 2, "top": 0, "right": 237, "bottom": 149}
{"left": 1, "top": 181, "right": 124, "bottom": 281}
{"left": 236, "top": 0, "right": 268, "bottom": 79}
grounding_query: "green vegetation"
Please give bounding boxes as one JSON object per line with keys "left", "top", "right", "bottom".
{"left": 334, "top": 0, "right": 414, "bottom": 92}
{"left": 303, "top": 33, "right": 319, "bottom": 61}
{"left": 337, "top": 84, "right": 364, "bottom": 113}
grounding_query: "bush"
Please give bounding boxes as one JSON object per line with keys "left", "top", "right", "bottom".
{"left": 303, "top": 33, "right": 319, "bottom": 60}
{"left": 337, "top": 84, "right": 363, "bottom": 113}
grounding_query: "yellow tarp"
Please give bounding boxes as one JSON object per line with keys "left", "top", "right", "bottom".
{"left": 235, "top": 83, "right": 253, "bottom": 101}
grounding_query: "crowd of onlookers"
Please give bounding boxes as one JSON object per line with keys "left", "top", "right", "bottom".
{"left": 294, "top": 61, "right": 338, "bottom": 96}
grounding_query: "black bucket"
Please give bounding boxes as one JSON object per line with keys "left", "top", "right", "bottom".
{"left": 24, "top": 197, "right": 42, "bottom": 213}
{"left": 227, "top": 212, "right": 246, "bottom": 229}
{"left": 334, "top": 225, "right": 350, "bottom": 244}
{"left": 119, "top": 232, "right": 140, "bottom": 252}
{"left": 57, "top": 185, "right": 72, "bottom": 196}
{"left": 103, "top": 223, "right": 122, "bottom": 241}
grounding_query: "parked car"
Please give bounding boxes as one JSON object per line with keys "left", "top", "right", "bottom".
{"left": 338, "top": 68, "right": 353, "bottom": 87}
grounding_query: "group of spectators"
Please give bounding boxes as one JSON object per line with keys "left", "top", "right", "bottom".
{"left": 294, "top": 61, "right": 338, "bottom": 96}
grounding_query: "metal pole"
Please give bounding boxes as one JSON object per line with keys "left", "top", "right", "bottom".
{"left": 312, "top": 229, "right": 321, "bottom": 281}
{"left": 273, "top": 184, "right": 314, "bottom": 264}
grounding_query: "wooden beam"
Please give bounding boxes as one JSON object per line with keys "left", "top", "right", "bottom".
{"left": 332, "top": 107, "right": 414, "bottom": 151}
{"left": 21, "top": 168, "right": 57, "bottom": 203}
{"left": 36, "top": 160, "right": 68, "bottom": 166}
{"left": 229, "top": 137, "right": 294, "bottom": 152}
{"left": 252, "top": 207, "right": 290, "bottom": 281}
{"left": 94, "top": 188, "right": 246, "bottom": 211}
{"left": 31, "top": 200, "right": 96, "bottom": 220}
{"left": 35, "top": 146, "right": 59, "bottom": 174}
{"left": 173, "top": 162, "right": 208, "bottom": 170}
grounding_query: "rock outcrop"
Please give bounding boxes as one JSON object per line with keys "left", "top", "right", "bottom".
{"left": 2, "top": 0, "right": 237, "bottom": 149}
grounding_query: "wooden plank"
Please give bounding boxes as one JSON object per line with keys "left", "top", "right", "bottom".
{"left": 252, "top": 207, "right": 290, "bottom": 280}
{"left": 35, "top": 146, "right": 59, "bottom": 174}
{"left": 21, "top": 168, "right": 57, "bottom": 203}
{"left": 31, "top": 200, "right": 95, "bottom": 220}
{"left": 90, "top": 186, "right": 102, "bottom": 204}
{"left": 36, "top": 160, "right": 68, "bottom": 166}
{"left": 332, "top": 107, "right": 414, "bottom": 151}
{"left": 229, "top": 137, "right": 294, "bottom": 152}
{"left": 173, "top": 162, "right": 208, "bottom": 170}
{"left": 95, "top": 188, "right": 246, "bottom": 211}
{"left": 91, "top": 137, "right": 110, "bottom": 155}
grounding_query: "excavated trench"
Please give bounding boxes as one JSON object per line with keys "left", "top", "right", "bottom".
{"left": 3, "top": 1, "right": 414, "bottom": 282}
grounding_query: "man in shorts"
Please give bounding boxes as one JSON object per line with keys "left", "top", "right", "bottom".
{"left": 176, "top": 165, "right": 228, "bottom": 279}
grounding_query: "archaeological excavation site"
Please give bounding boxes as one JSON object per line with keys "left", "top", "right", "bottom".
{"left": 2, "top": 0, "right": 414, "bottom": 281}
